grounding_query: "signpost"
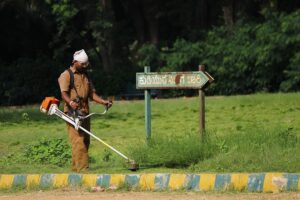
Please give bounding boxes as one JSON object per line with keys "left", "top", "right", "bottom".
{"left": 136, "top": 71, "right": 210, "bottom": 89}
{"left": 136, "top": 66, "right": 213, "bottom": 141}
{"left": 144, "top": 66, "right": 151, "bottom": 141}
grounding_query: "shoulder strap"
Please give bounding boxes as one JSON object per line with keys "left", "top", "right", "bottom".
{"left": 67, "top": 68, "right": 80, "bottom": 97}
{"left": 67, "top": 68, "right": 90, "bottom": 96}
{"left": 67, "top": 68, "right": 75, "bottom": 92}
{"left": 84, "top": 71, "right": 90, "bottom": 81}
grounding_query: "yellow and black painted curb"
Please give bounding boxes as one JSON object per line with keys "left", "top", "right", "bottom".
{"left": 0, "top": 173, "right": 299, "bottom": 192}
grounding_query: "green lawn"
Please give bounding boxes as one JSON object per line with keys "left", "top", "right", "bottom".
{"left": 0, "top": 92, "right": 299, "bottom": 173}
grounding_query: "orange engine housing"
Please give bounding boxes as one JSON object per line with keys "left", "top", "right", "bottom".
{"left": 40, "top": 97, "right": 60, "bottom": 113}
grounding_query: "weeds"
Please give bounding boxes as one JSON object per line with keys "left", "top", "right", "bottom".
{"left": 129, "top": 127, "right": 300, "bottom": 172}
{"left": 129, "top": 132, "right": 217, "bottom": 168}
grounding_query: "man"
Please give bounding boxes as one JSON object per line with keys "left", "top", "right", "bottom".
{"left": 58, "top": 49, "right": 112, "bottom": 172}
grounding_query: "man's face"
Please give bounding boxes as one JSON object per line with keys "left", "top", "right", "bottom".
{"left": 74, "top": 61, "right": 88, "bottom": 72}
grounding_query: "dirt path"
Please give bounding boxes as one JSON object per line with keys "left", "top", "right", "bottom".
{"left": 0, "top": 191, "right": 299, "bottom": 200}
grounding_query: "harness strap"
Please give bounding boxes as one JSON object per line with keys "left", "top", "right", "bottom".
{"left": 67, "top": 68, "right": 77, "bottom": 95}
{"left": 67, "top": 68, "right": 90, "bottom": 95}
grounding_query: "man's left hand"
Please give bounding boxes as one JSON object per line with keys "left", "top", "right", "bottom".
{"left": 103, "top": 100, "right": 113, "bottom": 108}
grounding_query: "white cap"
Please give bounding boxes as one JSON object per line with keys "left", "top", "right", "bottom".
{"left": 73, "top": 49, "right": 89, "bottom": 66}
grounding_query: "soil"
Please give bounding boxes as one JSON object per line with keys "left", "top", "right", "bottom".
{"left": 0, "top": 190, "right": 299, "bottom": 200}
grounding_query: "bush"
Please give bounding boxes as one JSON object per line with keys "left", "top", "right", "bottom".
{"left": 23, "top": 137, "right": 71, "bottom": 167}
{"left": 280, "top": 53, "right": 300, "bottom": 91}
{"left": 0, "top": 137, "right": 72, "bottom": 167}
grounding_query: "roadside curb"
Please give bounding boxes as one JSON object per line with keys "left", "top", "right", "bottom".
{"left": 0, "top": 173, "right": 299, "bottom": 192}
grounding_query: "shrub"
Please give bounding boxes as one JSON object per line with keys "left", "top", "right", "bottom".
{"left": 23, "top": 137, "right": 71, "bottom": 167}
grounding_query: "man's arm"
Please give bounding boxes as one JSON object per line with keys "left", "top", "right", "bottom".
{"left": 58, "top": 71, "right": 79, "bottom": 110}
{"left": 91, "top": 92, "right": 112, "bottom": 107}
{"left": 61, "top": 91, "right": 79, "bottom": 110}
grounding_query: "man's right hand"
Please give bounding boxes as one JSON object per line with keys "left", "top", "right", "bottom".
{"left": 69, "top": 100, "right": 79, "bottom": 110}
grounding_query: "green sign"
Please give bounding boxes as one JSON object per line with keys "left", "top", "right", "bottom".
{"left": 136, "top": 71, "right": 210, "bottom": 89}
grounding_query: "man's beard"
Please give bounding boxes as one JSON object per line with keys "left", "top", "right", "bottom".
{"left": 77, "top": 68, "right": 87, "bottom": 73}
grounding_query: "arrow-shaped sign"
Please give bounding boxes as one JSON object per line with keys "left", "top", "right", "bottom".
{"left": 136, "top": 71, "right": 212, "bottom": 89}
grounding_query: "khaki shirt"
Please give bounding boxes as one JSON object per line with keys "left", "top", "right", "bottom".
{"left": 58, "top": 67, "right": 95, "bottom": 113}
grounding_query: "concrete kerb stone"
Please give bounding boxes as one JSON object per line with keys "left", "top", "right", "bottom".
{"left": 0, "top": 173, "right": 299, "bottom": 192}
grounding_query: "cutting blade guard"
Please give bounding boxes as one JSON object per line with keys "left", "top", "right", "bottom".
{"left": 127, "top": 160, "right": 139, "bottom": 171}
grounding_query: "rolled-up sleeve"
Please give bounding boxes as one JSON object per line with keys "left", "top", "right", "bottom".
{"left": 58, "top": 71, "right": 70, "bottom": 92}
{"left": 88, "top": 81, "right": 96, "bottom": 99}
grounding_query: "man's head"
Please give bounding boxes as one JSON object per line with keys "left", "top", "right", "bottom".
{"left": 72, "top": 49, "right": 89, "bottom": 72}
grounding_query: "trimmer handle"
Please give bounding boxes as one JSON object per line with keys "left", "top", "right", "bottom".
{"left": 77, "top": 103, "right": 110, "bottom": 120}
{"left": 105, "top": 100, "right": 113, "bottom": 110}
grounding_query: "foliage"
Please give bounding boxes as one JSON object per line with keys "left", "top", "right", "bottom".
{"left": 134, "top": 10, "right": 300, "bottom": 95}
{"left": 279, "top": 10, "right": 300, "bottom": 91}
{"left": 0, "top": 1, "right": 300, "bottom": 104}
{"left": 162, "top": 39, "right": 204, "bottom": 72}
{"left": 0, "top": 56, "right": 62, "bottom": 105}
{"left": 280, "top": 52, "right": 300, "bottom": 91}
{"left": 0, "top": 137, "right": 71, "bottom": 168}
{"left": 134, "top": 43, "right": 161, "bottom": 69}
{"left": 23, "top": 137, "right": 71, "bottom": 167}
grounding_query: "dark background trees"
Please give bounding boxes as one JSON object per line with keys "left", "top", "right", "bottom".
{"left": 0, "top": 0, "right": 300, "bottom": 105}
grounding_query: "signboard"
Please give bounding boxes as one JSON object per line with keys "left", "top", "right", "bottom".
{"left": 136, "top": 71, "right": 210, "bottom": 89}
{"left": 136, "top": 66, "right": 214, "bottom": 142}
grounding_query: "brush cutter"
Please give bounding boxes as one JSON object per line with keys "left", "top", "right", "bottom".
{"left": 40, "top": 97, "right": 139, "bottom": 171}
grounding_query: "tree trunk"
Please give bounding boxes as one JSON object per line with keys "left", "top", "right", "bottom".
{"left": 195, "top": 0, "right": 209, "bottom": 29}
{"left": 99, "top": 44, "right": 112, "bottom": 73}
{"left": 142, "top": 0, "right": 159, "bottom": 44}
{"left": 99, "top": 0, "right": 114, "bottom": 73}
{"left": 222, "top": 0, "right": 234, "bottom": 31}
{"left": 127, "top": 0, "right": 147, "bottom": 43}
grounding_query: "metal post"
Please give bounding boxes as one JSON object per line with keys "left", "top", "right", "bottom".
{"left": 199, "top": 65, "right": 205, "bottom": 139}
{"left": 144, "top": 66, "right": 151, "bottom": 142}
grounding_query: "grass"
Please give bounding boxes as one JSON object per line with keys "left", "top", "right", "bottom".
{"left": 0, "top": 92, "right": 299, "bottom": 173}
{"left": 130, "top": 127, "right": 299, "bottom": 172}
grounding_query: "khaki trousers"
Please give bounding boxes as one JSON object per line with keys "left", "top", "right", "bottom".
{"left": 66, "top": 119, "right": 90, "bottom": 172}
